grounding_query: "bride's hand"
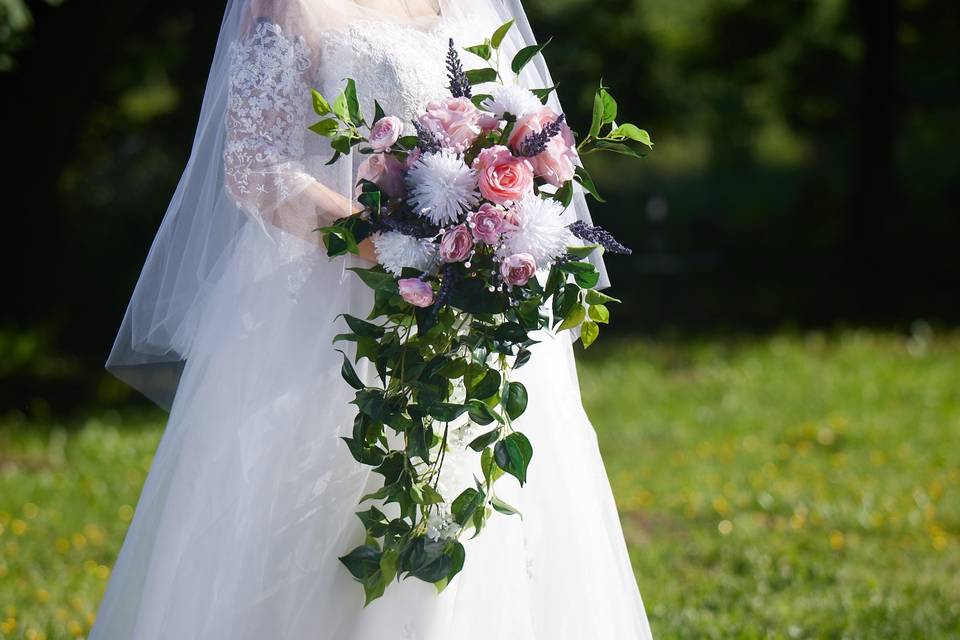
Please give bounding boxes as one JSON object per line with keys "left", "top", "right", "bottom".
{"left": 357, "top": 238, "right": 378, "bottom": 264}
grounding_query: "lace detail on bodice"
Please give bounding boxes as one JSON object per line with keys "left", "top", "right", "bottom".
{"left": 224, "top": 20, "right": 313, "bottom": 209}
{"left": 316, "top": 19, "right": 472, "bottom": 133}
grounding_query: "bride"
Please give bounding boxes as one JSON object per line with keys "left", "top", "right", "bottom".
{"left": 94, "top": 0, "right": 653, "bottom": 637}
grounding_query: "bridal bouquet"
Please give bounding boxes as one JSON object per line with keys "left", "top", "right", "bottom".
{"left": 308, "top": 20, "right": 652, "bottom": 604}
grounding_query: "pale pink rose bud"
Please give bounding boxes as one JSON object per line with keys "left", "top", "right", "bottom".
{"left": 508, "top": 106, "right": 578, "bottom": 187}
{"left": 470, "top": 203, "right": 505, "bottom": 245}
{"left": 472, "top": 145, "right": 534, "bottom": 205}
{"left": 368, "top": 115, "right": 403, "bottom": 152}
{"left": 356, "top": 153, "right": 406, "bottom": 198}
{"left": 438, "top": 224, "right": 474, "bottom": 263}
{"left": 500, "top": 253, "right": 537, "bottom": 286}
{"left": 398, "top": 278, "right": 435, "bottom": 308}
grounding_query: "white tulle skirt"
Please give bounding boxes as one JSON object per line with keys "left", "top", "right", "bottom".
{"left": 92, "top": 224, "right": 652, "bottom": 639}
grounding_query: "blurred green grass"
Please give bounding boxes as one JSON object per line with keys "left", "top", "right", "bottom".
{"left": 2, "top": 330, "right": 959, "bottom": 639}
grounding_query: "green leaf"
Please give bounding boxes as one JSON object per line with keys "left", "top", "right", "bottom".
{"left": 337, "top": 350, "right": 365, "bottom": 390}
{"left": 502, "top": 381, "right": 528, "bottom": 420}
{"left": 531, "top": 85, "right": 558, "bottom": 104}
{"left": 589, "top": 140, "right": 646, "bottom": 159}
{"left": 398, "top": 134, "right": 420, "bottom": 149}
{"left": 349, "top": 267, "right": 399, "bottom": 293}
{"left": 451, "top": 487, "right": 485, "bottom": 526}
{"left": 566, "top": 244, "right": 600, "bottom": 259}
{"left": 344, "top": 78, "right": 363, "bottom": 125}
{"left": 332, "top": 90, "right": 351, "bottom": 124}
{"left": 600, "top": 87, "right": 617, "bottom": 124}
{"left": 585, "top": 289, "right": 621, "bottom": 305}
{"left": 468, "top": 427, "right": 501, "bottom": 452}
{"left": 558, "top": 304, "right": 586, "bottom": 332}
{"left": 588, "top": 304, "right": 610, "bottom": 324}
{"left": 553, "top": 180, "right": 574, "bottom": 207}
{"left": 471, "top": 93, "right": 493, "bottom": 109}
{"left": 574, "top": 165, "right": 605, "bottom": 202}
{"left": 608, "top": 123, "right": 653, "bottom": 148}
{"left": 373, "top": 100, "right": 386, "bottom": 124}
{"left": 309, "top": 118, "right": 339, "bottom": 137}
{"left": 340, "top": 545, "right": 381, "bottom": 581}
{"left": 379, "top": 547, "right": 399, "bottom": 585}
{"left": 490, "top": 19, "right": 514, "bottom": 49}
{"left": 428, "top": 403, "right": 470, "bottom": 422}
{"left": 343, "top": 314, "right": 385, "bottom": 337}
{"left": 558, "top": 261, "right": 600, "bottom": 288}
{"left": 446, "top": 541, "right": 466, "bottom": 582}
{"left": 467, "top": 399, "right": 501, "bottom": 426}
{"left": 481, "top": 446, "right": 505, "bottom": 484}
{"left": 580, "top": 319, "right": 600, "bottom": 348}
{"left": 311, "top": 89, "right": 332, "bottom": 115}
{"left": 511, "top": 37, "right": 552, "bottom": 74}
{"left": 514, "top": 348, "right": 532, "bottom": 369}
{"left": 589, "top": 88, "right": 605, "bottom": 139}
{"left": 467, "top": 368, "right": 501, "bottom": 401}
{"left": 494, "top": 432, "right": 533, "bottom": 485}
{"left": 491, "top": 495, "right": 522, "bottom": 517}
{"left": 465, "top": 67, "right": 498, "bottom": 85}
{"left": 420, "top": 484, "right": 445, "bottom": 505}
{"left": 331, "top": 134, "right": 353, "bottom": 156}
{"left": 464, "top": 43, "right": 491, "bottom": 61}
{"left": 448, "top": 277, "right": 508, "bottom": 314}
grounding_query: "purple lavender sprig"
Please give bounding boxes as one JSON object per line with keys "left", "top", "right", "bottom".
{"left": 413, "top": 120, "right": 443, "bottom": 154}
{"left": 446, "top": 38, "right": 473, "bottom": 99}
{"left": 371, "top": 207, "right": 440, "bottom": 239}
{"left": 431, "top": 263, "right": 460, "bottom": 318}
{"left": 515, "top": 114, "right": 566, "bottom": 158}
{"left": 568, "top": 220, "right": 633, "bottom": 255}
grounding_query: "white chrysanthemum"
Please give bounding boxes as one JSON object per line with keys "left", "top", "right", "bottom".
{"left": 480, "top": 85, "right": 543, "bottom": 120}
{"left": 372, "top": 231, "right": 438, "bottom": 276}
{"left": 406, "top": 152, "right": 480, "bottom": 226}
{"left": 499, "top": 195, "right": 574, "bottom": 269}
{"left": 426, "top": 509, "right": 461, "bottom": 541}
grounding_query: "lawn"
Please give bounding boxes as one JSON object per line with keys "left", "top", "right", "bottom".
{"left": 2, "top": 330, "right": 959, "bottom": 639}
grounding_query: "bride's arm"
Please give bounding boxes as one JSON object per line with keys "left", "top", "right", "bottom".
{"left": 223, "top": 6, "right": 377, "bottom": 261}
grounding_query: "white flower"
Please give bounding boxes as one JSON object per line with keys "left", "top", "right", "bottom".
{"left": 499, "top": 195, "right": 574, "bottom": 269}
{"left": 480, "top": 85, "right": 543, "bottom": 120}
{"left": 426, "top": 509, "right": 461, "bottom": 541}
{"left": 372, "top": 231, "right": 438, "bottom": 276}
{"left": 406, "top": 152, "right": 480, "bottom": 226}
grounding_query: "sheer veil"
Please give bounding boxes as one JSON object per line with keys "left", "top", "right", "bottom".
{"left": 106, "top": 0, "right": 608, "bottom": 409}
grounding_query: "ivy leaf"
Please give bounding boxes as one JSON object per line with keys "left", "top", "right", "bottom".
{"left": 340, "top": 544, "right": 382, "bottom": 581}
{"left": 311, "top": 89, "right": 332, "bottom": 115}
{"left": 465, "top": 67, "right": 498, "bottom": 85}
{"left": 464, "top": 43, "right": 492, "bottom": 61}
{"left": 494, "top": 432, "right": 533, "bottom": 485}
{"left": 428, "top": 403, "right": 470, "bottom": 422}
{"left": 468, "top": 427, "right": 501, "bottom": 452}
{"left": 343, "top": 314, "right": 386, "bottom": 337}
{"left": 481, "top": 447, "right": 505, "bottom": 484}
{"left": 344, "top": 78, "right": 363, "bottom": 126}
{"left": 467, "top": 367, "right": 501, "bottom": 401}
{"left": 467, "top": 399, "right": 502, "bottom": 426}
{"left": 514, "top": 348, "right": 532, "bottom": 369}
{"left": 348, "top": 267, "right": 399, "bottom": 293}
{"left": 585, "top": 289, "right": 621, "bottom": 305}
{"left": 608, "top": 123, "right": 653, "bottom": 148}
{"left": 308, "top": 118, "right": 339, "bottom": 137}
{"left": 491, "top": 496, "right": 522, "bottom": 517}
{"left": 588, "top": 304, "right": 610, "bottom": 324}
{"left": 581, "top": 320, "right": 600, "bottom": 348}
{"left": 558, "top": 304, "right": 586, "bottom": 332}
{"left": 337, "top": 350, "right": 365, "bottom": 390}
{"left": 574, "top": 165, "right": 605, "bottom": 202}
{"left": 511, "top": 37, "right": 552, "bottom": 74}
{"left": 451, "top": 487, "right": 485, "bottom": 525}
{"left": 502, "top": 381, "right": 528, "bottom": 420}
{"left": 490, "top": 19, "right": 514, "bottom": 49}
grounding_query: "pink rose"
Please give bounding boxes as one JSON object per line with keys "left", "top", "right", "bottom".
{"left": 368, "top": 115, "right": 403, "bottom": 152}
{"left": 416, "top": 97, "right": 484, "bottom": 152}
{"left": 356, "top": 153, "right": 406, "bottom": 198}
{"left": 398, "top": 278, "right": 435, "bottom": 308}
{"left": 439, "top": 224, "right": 474, "bottom": 263}
{"left": 508, "top": 106, "right": 578, "bottom": 187}
{"left": 472, "top": 145, "right": 534, "bottom": 205}
{"left": 470, "top": 203, "right": 505, "bottom": 245}
{"left": 500, "top": 253, "right": 537, "bottom": 286}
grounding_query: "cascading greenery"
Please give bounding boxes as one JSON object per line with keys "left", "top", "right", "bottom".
{"left": 308, "top": 19, "right": 651, "bottom": 604}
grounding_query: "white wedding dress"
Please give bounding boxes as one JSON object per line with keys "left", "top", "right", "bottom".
{"left": 93, "top": 1, "right": 652, "bottom": 638}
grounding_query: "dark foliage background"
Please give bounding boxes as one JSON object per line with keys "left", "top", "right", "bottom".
{"left": 1, "top": 0, "right": 958, "bottom": 414}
